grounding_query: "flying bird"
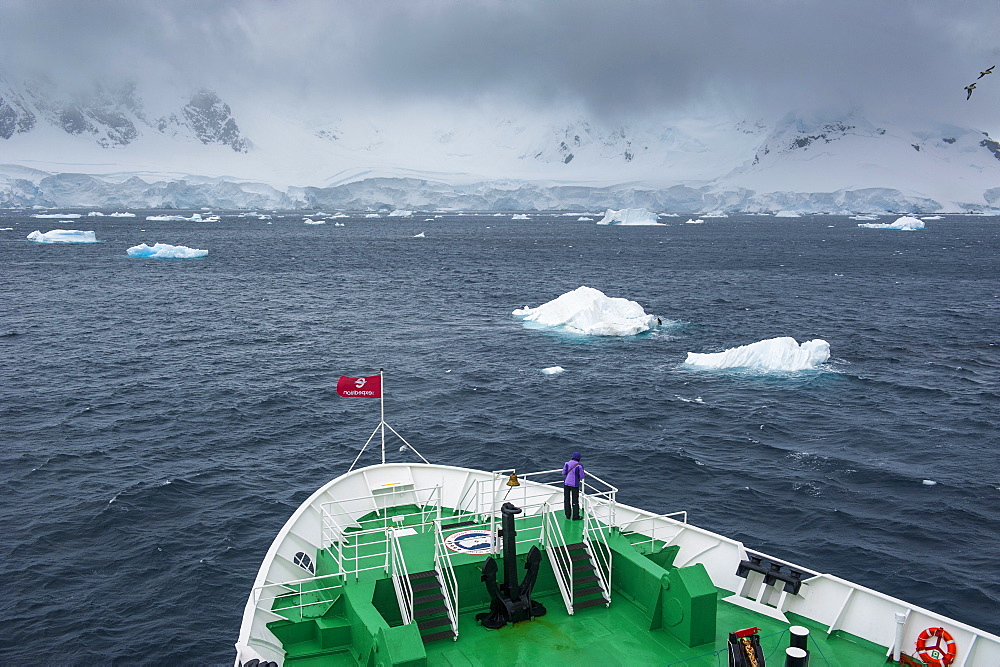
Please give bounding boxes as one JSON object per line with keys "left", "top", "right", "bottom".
{"left": 966, "top": 82, "right": 977, "bottom": 100}
{"left": 979, "top": 65, "right": 995, "bottom": 79}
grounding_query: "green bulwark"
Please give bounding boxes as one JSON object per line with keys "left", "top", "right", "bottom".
{"left": 264, "top": 505, "right": 890, "bottom": 666}
{"left": 609, "top": 532, "right": 717, "bottom": 647}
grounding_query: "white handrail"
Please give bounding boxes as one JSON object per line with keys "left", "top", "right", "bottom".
{"left": 582, "top": 493, "right": 613, "bottom": 605}
{"left": 542, "top": 503, "right": 575, "bottom": 615}
{"left": 433, "top": 520, "right": 460, "bottom": 639}
{"left": 388, "top": 529, "right": 414, "bottom": 626}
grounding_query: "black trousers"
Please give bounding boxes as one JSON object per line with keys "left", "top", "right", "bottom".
{"left": 564, "top": 484, "right": 580, "bottom": 519}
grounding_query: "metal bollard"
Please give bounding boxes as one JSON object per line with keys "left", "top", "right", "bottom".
{"left": 789, "top": 625, "right": 809, "bottom": 651}
{"left": 785, "top": 646, "right": 809, "bottom": 667}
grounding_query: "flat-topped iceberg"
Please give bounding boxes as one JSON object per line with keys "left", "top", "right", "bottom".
{"left": 32, "top": 213, "right": 81, "bottom": 219}
{"left": 685, "top": 337, "right": 830, "bottom": 371}
{"left": 27, "top": 229, "right": 97, "bottom": 243}
{"left": 388, "top": 210, "right": 413, "bottom": 217}
{"left": 126, "top": 243, "right": 208, "bottom": 259}
{"left": 597, "top": 208, "right": 661, "bottom": 225}
{"left": 858, "top": 216, "right": 924, "bottom": 230}
{"left": 513, "top": 286, "right": 659, "bottom": 336}
{"left": 146, "top": 213, "right": 218, "bottom": 222}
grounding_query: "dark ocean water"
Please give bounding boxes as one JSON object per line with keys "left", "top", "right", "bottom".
{"left": 1, "top": 211, "right": 998, "bottom": 663}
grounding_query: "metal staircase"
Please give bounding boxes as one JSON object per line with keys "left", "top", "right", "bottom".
{"left": 408, "top": 570, "right": 457, "bottom": 643}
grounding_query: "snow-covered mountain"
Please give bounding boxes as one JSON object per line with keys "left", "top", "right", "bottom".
{"left": 2, "top": 76, "right": 999, "bottom": 212}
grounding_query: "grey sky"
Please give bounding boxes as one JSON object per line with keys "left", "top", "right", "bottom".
{"left": 3, "top": 0, "right": 1000, "bottom": 128}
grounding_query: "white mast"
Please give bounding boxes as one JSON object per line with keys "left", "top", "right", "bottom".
{"left": 348, "top": 368, "right": 430, "bottom": 471}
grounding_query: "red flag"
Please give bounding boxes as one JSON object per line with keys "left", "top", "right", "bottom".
{"left": 337, "top": 375, "right": 382, "bottom": 398}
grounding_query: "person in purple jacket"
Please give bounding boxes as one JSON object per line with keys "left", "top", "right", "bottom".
{"left": 563, "top": 452, "right": 585, "bottom": 520}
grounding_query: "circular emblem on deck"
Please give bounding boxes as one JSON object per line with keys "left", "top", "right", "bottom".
{"left": 443, "top": 529, "right": 500, "bottom": 554}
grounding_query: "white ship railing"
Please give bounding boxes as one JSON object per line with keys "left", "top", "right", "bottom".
{"left": 432, "top": 520, "right": 460, "bottom": 639}
{"left": 388, "top": 528, "right": 414, "bottom": 626}
{"left": 620, "top": 511, "right": 689, "bottom": 551}
{"left": 541, "top": 502, "right": 575, "bottom": 614}
{"left": 250, "top": 573, "right": 344, "bottom": 618}
{"left": 320, "top": 485, "right": 441, "bottom": 581}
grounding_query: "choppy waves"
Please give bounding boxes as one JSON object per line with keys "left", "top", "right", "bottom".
{"left": 1, "top": 212, "right": 998, "bottom": 661}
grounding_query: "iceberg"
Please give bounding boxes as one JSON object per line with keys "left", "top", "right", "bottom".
{"left": 32, "top": 213, "right": 81, "bottom": 219}
{"left": 365, "top": 213, "right": 381, "bottom": 218}
{"left": 109, "top": 212, "right": 136, "bottom": 217}
{"left": 146, "top": 213, "right": 215, "bottom": 222}
{"left": 413, "top": 232, "right": 425, "bottom": 238}
{"left": 597, "top": 208, "right": 661, "bottom": 225}
{"left": 578, "top": 217, "right": 593, "bottom": 221}
{"left": 857, "top": 215, "right": 924, "bottom": 230}
{"left": 27, "top": 229, "right": 97, "bottom": 243}
{"left": 541, "top": 366, "right": 565, "bottom": 375}
{"left": 512, "top": 214, "right": 530, "bottom": 220}
{"left": 685, "top": 218, "right": 705, "bottom": 224}
{"left": 388, "top": 210, "right": 413, "bottom": 217}
{"left": 685, "top": 337, "right": 830, "bottom": 372}
{"left": 850, "top": 215, "right": 879, "bottom": 221}
{"left": 330, "top": 213, "right": 348, "bottom": 218}
{"left": 303, "top": 218, "right": 325, "bottom": 225}
{"left": 774, "top": 211, "right": 801, "bottom": 218}
{"left": 126, "top": 243, "right": 208, "bottom": 259}
{"left": 88, "top": 211, "right": 105, "bottom": 217}
{"left": 513, "top": 286, "right": 659, "bottom": 336}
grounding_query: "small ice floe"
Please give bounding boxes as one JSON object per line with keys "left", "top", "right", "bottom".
{"left": 858, "top": 216, "right": 924, "bottom": 230}
{"left": 685, "top": 337, "right": 831, "bottom": 372}
{"left": 399, "top": 445, "right": 409, "bottom": 452}
{"left": 32, "top": 213, "right": 81, "bottom": 219}
{"left": 0, "top": 227, "right": 14, "bottom": 231}
{"left": 388, "top": 210, "right": 413, "bottom": 217}
{"left": 685, "top": 218, "right": 705, "bottom": 224}
{"left": 921, "top": 215, "right": 943, "bottom": 220}
{"left": 330, "top": 213, "right": 348, "bottom": 218}
{"left": 675, "top": 395, "right": 704, "bottom": 403}
{"left": 334, "top": 222, "right": 345, "bottom": 227}
{"left": 597, "top": 208, "right": 661, "bottom": 225}
{"left": 541, "top": 366, "right": 565, "bottom": 375}
{"left": 365, "top": 213, "right": 381, "bottom": 218}
{"left": 27, "top": 229, "right": 97, "bottom": 243}
{"left": 513, "top": 286, "right": 660, "bottom": 336}
{"left": 922, "top": 479, "right": 937, "bottom": 486}
{"left": 413, "top": 232, "right": 425, "bottom": 238}
{"left": 578, "top": 217, "right": 593, "bottom": 221}
{"left": 512, "top": 214, "right": 530, "bottom": 220}
{"left": 774, "top": 210, "right": 801, "bottom": 217}
{"left": 109, "top": 212, "right": 135, "bottom": 217}
{"left": 303, "top": 218, "right": 325, "bottom": 225}
{"left": 126, "top": 243, "right": 208, "bottom": 259}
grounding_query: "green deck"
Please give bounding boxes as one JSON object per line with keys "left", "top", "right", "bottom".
{"left": 263, "top": 504, "right": 891, "bottom": 666}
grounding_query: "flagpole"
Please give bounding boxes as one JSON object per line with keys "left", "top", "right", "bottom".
{"left": 379, "top": 368, "right": 386, "bottom": 464}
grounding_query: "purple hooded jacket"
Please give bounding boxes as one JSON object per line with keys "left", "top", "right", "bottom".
{"left": 563, "top": 452, "right": 584, "bottom": 487}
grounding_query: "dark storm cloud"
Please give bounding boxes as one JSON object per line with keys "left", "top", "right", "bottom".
{"left": 2, "top": 0, "right": 999, "bottom": 124}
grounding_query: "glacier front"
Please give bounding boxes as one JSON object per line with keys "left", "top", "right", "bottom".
{"left": 685, "top": 337, "right": 830, "bottom": 371}
{"left": 513, "top": 286, "right": 659, "bottom": 336}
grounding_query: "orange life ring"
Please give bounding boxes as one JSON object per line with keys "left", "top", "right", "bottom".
{"left": 915, "top": 627, "right": 958, "bottom": 666}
